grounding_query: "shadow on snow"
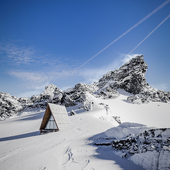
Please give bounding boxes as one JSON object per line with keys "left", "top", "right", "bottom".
{"left": 0, "top": 131, "right": 40, "bottom": 142}
{"left": 88, "top": 131, "right": 145, "bottom": 170}
{"left": 15, "top": 112, "right": 44, "bottom": 121}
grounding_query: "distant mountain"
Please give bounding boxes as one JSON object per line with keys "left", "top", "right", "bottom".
{"left": 0, "top": 55, "right": 169, "bottom": 120}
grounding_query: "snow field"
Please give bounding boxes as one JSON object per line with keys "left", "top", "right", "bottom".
{"left": 0, "top": 90, "right": 170, "bottom": 170}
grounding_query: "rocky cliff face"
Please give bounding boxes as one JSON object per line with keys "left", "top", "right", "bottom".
{"left": 0, "top": 93, "right": 32, "bottom": 120}
{"left": 96, "top": 55, "right": 170, "bottom": 103}
{"left": 97, "top": 55, "right": 148, "bottom": 94}
{"left": 0, "top": 55, "right": 170, "bottom": 120}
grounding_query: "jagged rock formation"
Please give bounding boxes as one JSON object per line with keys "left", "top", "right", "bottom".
{"left": 97, "top": 55, "right": 170, "bottom": 103}
{"left": 0, "top": 93, "right": 33, "bottom": 120}
{"left": 95, "top": 86, "right": 119, "bottom": 99}
{"left": 112, "top": 128, "right": 170, "bottom": 154}
{"left": 127, "top": 89, "right": 170, "bottom": 104}
{"left": 97, "top": 55, "right": 148, "bottom": 94}
{"left": 64, "top": 83, "right": 98, "bottom": 104}
{"left": 0, "top": 55, "right": 170, "bottom": 120}
{"left": 0, "top": 84, "right": 68, "bottom": 120}
{"left": 0, "top": 83, "right": 95, "bottom": 120}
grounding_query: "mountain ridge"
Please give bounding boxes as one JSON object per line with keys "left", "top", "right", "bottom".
{"left": 0, "top": 55, "right": 170, "bottom": 120}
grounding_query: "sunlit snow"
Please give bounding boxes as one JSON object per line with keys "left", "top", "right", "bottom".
{"left": 0, "top": 90, "right": 170, "bottom": 170}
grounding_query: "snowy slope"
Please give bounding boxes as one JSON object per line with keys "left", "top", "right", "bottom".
{"left": 0, "top": 90, "right": 170, "bottom": 170}
{"left": 0, "top": 55, "right": 170, "bottom": 169}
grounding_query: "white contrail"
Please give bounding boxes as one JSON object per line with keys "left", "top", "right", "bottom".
{"left": 75, "top": 0, "right": 170, "bottom": 71}
{"left": 128, "top": 14, "right": 170, "bottom": 55}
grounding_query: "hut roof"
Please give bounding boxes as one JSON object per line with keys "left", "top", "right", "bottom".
{"left": 40, "top": 103, "right": 70, "bottom": 131}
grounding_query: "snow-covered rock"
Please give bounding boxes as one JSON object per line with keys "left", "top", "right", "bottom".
{"left": 111, "top": 128, "right": 170, "bottom": 170}
{"left": 0, "top": 84, "right": 64, "bottom": 120}
{"left": 96, "top": 85, "right": 119, "bottom": 99}
{"left": 0, "top": 93, "right": 32, "bottom": 120}
{"left": 127, "top": 89, "right": 170, "bottom": 104}
{"left": 97, "top": 55, "right": 148, "bottom": 94}
{"left": 74, "top": 82, "right": 98, "bottom": 94}
{"left": 91, "top": 123, "right": 170, "bottom": 170}
{"left": 105, "top": 122, "right": 152, "bottom": 139}
{"left": 64, "top": 82, "right": 98, "bottom": 103}
{"left": 97, "top": 55, "right": 170, "bottom": 104}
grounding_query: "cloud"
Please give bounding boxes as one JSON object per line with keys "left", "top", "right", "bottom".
{"left": 79, "top": 58, "right": 122, "bottom": 84}
{"left": 49, "top": 70, "right": 75, "bottom": 79}
{"left": 1, "top": 41, "right": 80, "bottom": 92}
{"left": 18, "top": 82, "right": 53, "bottom": 97}
{"left": 9, "top": 71, "right": 49, "bottom": 89}
{"left": 18, "top": 90, "right": 44, "bottom": 98}
{"left": 10, "top": 71, "right": 48, "bottom": 83}
{"left": 60, "top": 86, "right": 74, "bottom": 91}
{"left": 0, "top": 43, "right": 35, "bottom": 64}
{"left": 9, "top": 69, "right": 75, "bottom": 90}
{"left": 0, "top": 41, "right": 77, "bottom": 67}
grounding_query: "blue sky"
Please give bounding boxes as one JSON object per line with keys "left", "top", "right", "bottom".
{"left": 0, "top": 0, "right": 170, "bottom": 97}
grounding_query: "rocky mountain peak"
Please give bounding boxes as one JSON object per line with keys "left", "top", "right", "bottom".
{"left": 44, "top": 84, "right": 60, "bottom": 93}
{"left": 97, "top": 55, "right": 148, "bottom": 94}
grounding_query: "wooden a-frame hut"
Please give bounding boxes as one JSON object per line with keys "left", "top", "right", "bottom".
{"left": 40, "top": 103, "right": 70, "bottom": 134}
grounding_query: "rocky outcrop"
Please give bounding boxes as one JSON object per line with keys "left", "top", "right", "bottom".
{"left": 112, "top": 128, "right": 170, "bottom": 170}
{"left": 127, "top": 87, "right": 170, "bottom": 104}
{"left": 93, "top": 127, "right": 170, "bottom": 170}
{"left": 96, "top": 86, "right": 119, "bottom": 99}
{"left": 64, "top": 82, "right": 98, "bottom": 103}
{"left": 97, "top": 55, "right": 148, "bottom": 94}
{"left": 0, "top": 84, "right": 68, "bottom": 120}
{"left": 0, "top": 83, "right": 96, "bottom": 120}
{"left": 0, "top": 93, "right": 32, "bottom": 120}
{"left": 112, "top": 128, "right": 170, "bottom": 154}
{"left": 97, "top": 55, "right": 170, "bottom": 103}
{"left": 30, "top": 84, "right": 64, "bottom": 107}
{"left": 74, "top": 83, "right": 98, "bottom": 94}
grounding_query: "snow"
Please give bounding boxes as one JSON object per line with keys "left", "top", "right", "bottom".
{"left": 129, "top": 149, "right": 170, "bottom": 170}
{"left": 105, "top": 122, "right": 152, "bottom": 139}
{"left": 129, "top": 151, "right": 159, "bottom": 170}
{"left": 63, "top": 87, "right": 74, "bottom": 93}
{"left": 161, "top": 129, "right": 170, "bottom": 139}
{"left": 0, "top": 89, "right": 170, "bottom": 170}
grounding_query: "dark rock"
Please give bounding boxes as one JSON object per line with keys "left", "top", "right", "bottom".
{"left": 112, "top": 128, "right": 170, "bottom": 154}
{"left": 112, "top": 116, "right": 121, "bottom": 124}
{"left": 70, "top": 110, "right": 76, "bottom": 116}
{"left": 97, "top": 55, "right": 148, "bottom": 94}
{"left": 96, "top": 55, "right": 170, "bottom": 104}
